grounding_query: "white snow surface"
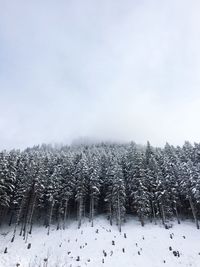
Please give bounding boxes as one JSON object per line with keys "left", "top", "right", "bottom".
{"left": 0, "top": 216, "right": 200, "bottom": 267}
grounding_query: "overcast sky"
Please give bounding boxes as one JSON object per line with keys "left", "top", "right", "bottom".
{"left": 0, "top": 0, "right": 200, "bottom": 150}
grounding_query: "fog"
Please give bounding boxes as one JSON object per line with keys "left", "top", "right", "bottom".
{"left": 1, "top": 0, "right": 200, "bottom": 150}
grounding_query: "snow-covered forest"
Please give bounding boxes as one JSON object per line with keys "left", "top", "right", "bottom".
{"left": 0, "top": 140, "right": 200, "bottom": 237}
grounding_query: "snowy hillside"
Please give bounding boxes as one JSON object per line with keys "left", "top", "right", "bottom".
{"left": 0, "top": 217, "right": 200, "bottom": 267}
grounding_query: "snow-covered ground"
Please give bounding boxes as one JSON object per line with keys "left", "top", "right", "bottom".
{"left": 0, "top": 217, "right": 200, "bottom": 267}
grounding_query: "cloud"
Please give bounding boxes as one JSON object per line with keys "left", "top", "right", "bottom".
{"left": 0, "top": 0, "right": 200, "bottom": 149}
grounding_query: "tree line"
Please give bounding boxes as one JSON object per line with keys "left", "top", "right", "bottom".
{"left": 0, "top": 141, "right": 200, "bottom": 239}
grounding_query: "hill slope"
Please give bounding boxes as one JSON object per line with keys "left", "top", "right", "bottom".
{"left": 0, "top": 217, "right": 199, "bottom": 267}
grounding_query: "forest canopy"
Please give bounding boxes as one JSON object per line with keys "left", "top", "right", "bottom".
{"left": 0, "top": 141, "right": 200, "bottom": 240}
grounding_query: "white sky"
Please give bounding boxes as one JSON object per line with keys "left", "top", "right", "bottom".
{"left": 1, "top": 0, "right": 200, "bottom": 149}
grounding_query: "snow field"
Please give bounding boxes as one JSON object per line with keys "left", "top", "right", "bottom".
{"left": 0, "top": 216, "right": 200, "bottom": 267}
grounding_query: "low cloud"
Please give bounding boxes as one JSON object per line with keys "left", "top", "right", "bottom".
{"left": 0, "top": 0, "right": 200, "bottom": 149}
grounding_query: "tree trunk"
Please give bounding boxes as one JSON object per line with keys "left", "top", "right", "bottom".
{"left": 174, "top": 202, "right": 180, "bottom": 224}
{"left": 22, "top": 191, "right": 33, "bottom": 240}
{"left": 139, "top": 214, "right": 144, "bottom": 227}
{"left": 117, "top": 192, "right": 121, "bottom": 232}
{"left": 9, "top": 211, "right": 14, "bottom": 226}
{"left": 151, "top": 200, "right": 157, "bottom": 225}
{"left": 0, "top": 206, "right": 9, "bottom": 225}
{"left": 63, "top": 199, "right": 68, "bottom": 230}
{"left": 160, "top": 202, "right": 166, "bottom": 227}
{"left": 57, "top": 205, "right": 61, "bottom": 230}
{"left": 47, "top": 200, "right": 54, "bottom": 235}
{"left": 25, "top": 193, "right": 37, "bottom": 243}
{"left": 189, "top": 196, "right": 199, "bottom": 229}
{"left": 78, "top": 198, "right": 83, "bottom": 229}
{"left": 109, "top": 202, "right": 112, "bottom": 226}
{"left": 90, "top": 196, "right": 94, "bottom": 227}
{"left": 89, "top": 198, "right": 92, "bottom": 222}
{"left": 11, "top": 196, "right": 26, "bottom": 242}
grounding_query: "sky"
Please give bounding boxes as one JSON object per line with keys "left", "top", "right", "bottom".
{"left": 1, "top": 0, "right": 200, "bottom": 150}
